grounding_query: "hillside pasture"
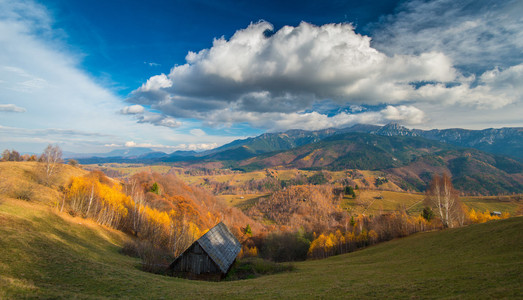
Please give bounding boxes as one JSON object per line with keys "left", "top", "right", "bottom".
{"left": 0, "top": 196, "right": 521, "bottom": 298}
{"left": 218, "top": 194, "right": 270, "bottom": 211}
{"left": 342, "top": 189, "right": 523, "bottom": 217}
{"left": 0, "top": 162, "right": 86, "bottom": 205}
{"left": 461, "top": 195, "right": 523, "bottom": 215}
{"left": 341, "top": 190, "right": 425, "bottom": 216}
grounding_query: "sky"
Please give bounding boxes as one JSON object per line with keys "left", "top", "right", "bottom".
{"left": 0, "top": 0, "right": 522, "bottom": 154}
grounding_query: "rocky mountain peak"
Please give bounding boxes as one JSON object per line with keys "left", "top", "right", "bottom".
{"left": 372, "top": 123, "right": 418, "bottom": 137}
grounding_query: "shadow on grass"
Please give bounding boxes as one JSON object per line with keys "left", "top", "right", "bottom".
{"left": 225, "top": 257, "right": 295, "bottom": 281}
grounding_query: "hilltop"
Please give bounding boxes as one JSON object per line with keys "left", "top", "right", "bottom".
{"left": 0, "top": 161, "right": 86, "bottom": 204}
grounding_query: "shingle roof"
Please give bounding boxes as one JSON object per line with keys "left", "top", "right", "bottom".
{"left": 197, "top": 222, "right": 241, "bottom": 273}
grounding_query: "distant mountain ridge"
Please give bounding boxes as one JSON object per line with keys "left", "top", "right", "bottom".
{"left": 203, "top": 123, "right": 523, "bottom": 162}
{"left": 64, "top": 147, "right": 161, "bottom": 159}
{"left": 371, "top": 124, "right": 523, "bottom": 161}
{"left": 229, "top": 132, "right": 523, "bottom": 195}
{"left": 72, "top": 124, "right": 523, "bottom": 164}
{"left": 70, "top": 125, "right": 523, "bottom": 195}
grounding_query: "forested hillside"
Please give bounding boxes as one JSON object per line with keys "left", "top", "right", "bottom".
{"left": 231, "top": 133, "right": 523, "bottom": 195}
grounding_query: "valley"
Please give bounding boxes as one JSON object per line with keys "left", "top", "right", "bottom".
{"left": 82, "top": 163, "right": 523, "bottom": 216}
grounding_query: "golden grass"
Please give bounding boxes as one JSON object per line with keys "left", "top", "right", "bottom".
{"left": 218, "top": 193, "right": 270, "bottom": 211}
{"left": 341, "top": 190, "right": 425, "bottom": 215}
{"left": 461, "top": 195, "right": 523, "bottom": 215}
{"left": 0, "top": 162, "right": 86, "bottom": 205}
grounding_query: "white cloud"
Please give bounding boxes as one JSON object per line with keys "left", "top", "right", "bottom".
{"left": 120, "top": 104, "right": 182, "bottom": 128}
{"left": 144, "top": 61, "right": 160, "bottom": 67}
{"left": 416, "top": 64, "right": 523, "bottom": 109}
{"left": 120, "top": 104, "right": 144, "bottom": 114}
{"left": 137, "top": 113, "right": 182, "bottom": 128}
{"left": 0, "top": 0, "right": 191, "bottom": 153}
{"left": 190, "top": 128, "right": 206, "bottom": 136}
{"left": 120, "top": 141, "right": 217, "bottom": 151}
{"left": 204, "top": 105, "right": 426, "bottom": 132}
{"left": 130, "top": 21, "right": 458, "bottom": 115}
{"left": 129, "top": 20, "right": 521, "bottom": 131}
{"left": 139, "top": 74, "right": 172, "bottom": 92}
{"left": 175, "top": 143, "right": 218, "bottom": 151}
{"left": 380, "top": 105, "right": 426, "bottom": 124}
{"left": 0, "top": 104, "right": 26, "bottom": 112}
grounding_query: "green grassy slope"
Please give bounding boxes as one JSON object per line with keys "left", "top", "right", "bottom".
{"left": 1, "top": 198, "right": 522, "bottom": 299}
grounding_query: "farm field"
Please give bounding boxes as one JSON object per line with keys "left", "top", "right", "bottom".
{"left": 84, "top": 164, "right": 390, "bottom": 189}
{"left": 461, "top": 195, "right": 523, "bottom": 215}
{"left": 224, "top": 188, "right": 522, "bottom": 217}
{"left": 341, "top": 189, "right": 426, "bottom": 215}
{"left": 1, "top": 197, "right": 521, "bottom": 298}
{"left": 217, "top": 194, "right": 269, "bottom": 211}
{"left": 341, "top": 191, "right": 523, "bottom": 216}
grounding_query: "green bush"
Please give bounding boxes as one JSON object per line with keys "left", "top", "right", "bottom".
{"left": 261, "top": 231, "right": 311, "bottom": 262}
{"left": 226, "top": 257, "right": 295, "bottom": 280}
{"left": 421, "top": 207, "right": 434, "bottom": 221}
{"left": 344, "top": 186, "right": 356, "bottom": 198}
{"left": 150, "top": 183, "right": 160, "bottom": 195}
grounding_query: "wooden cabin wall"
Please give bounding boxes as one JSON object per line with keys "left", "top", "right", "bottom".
{"left": 171, "top": 243, "right": 221, "bottom": 275}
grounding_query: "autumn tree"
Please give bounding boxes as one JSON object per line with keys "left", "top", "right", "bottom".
{"left": 1, "top": 149, "right": 10, "bottom": 161}
{"left": 10, "top": 150, "right": 21, "bottom": 161}
{"left": 424, "top": 174, "right": 461, "bottom": 228}
{"left": 1, "top": 149, "right": 22, "bottom": 161}
{"left": 68, "top": 159, "right": 79, "bottom": 167}
{"left": 38, "top": 144, "right": 63, "bottom": 186}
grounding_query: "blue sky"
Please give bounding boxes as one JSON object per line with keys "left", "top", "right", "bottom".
{"left": 0, "top": 0, "right": 522, "bottom": 154}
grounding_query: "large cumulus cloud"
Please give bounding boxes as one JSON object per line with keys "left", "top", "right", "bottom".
{"left": 128, "top": 20, "right": 521, "bottom": 131}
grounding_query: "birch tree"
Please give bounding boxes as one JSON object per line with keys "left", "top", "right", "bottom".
{"left": 424, "top": 174, "right": 461, "bottom": 228}
{"left": 39, "top": 144, "right": 63, "bottom": 186}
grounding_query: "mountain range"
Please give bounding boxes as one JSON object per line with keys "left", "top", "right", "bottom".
{"left": 71, "top": 124, "right": 523, "bottom": 195}
{"left": 231, "top": 132, "right": 522, "bottom": 194}
{"left": 200, "top": 123, "right": 523, "bottom": 162}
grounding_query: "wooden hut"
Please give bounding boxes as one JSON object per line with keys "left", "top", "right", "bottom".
{"left": 168, "top": 222, "right": 241, "bottom": 280}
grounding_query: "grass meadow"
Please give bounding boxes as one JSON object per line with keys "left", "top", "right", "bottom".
{"left": 1, "top": 196, "right": 521, "bottom": 299}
